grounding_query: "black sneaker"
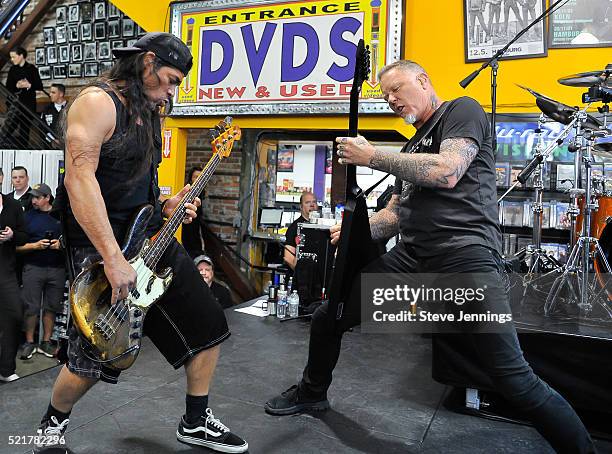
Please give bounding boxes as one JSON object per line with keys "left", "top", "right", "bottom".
{"left": 36, "top": 415, "right": 69, "bottom": 447}
{"left": 38, "top": 341, "right": 57, "bottom": 358}
{"left": 20, "top": 342, "right": 36, "bottom": 360}
{"left": 264, "top": 384, "right": 329, "bottom": 416}
{"left": 176, "top": 408, "right": 248, "bottom": 453}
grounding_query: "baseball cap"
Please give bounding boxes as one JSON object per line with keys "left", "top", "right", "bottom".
{"left": 112, "top": 32, "right": 193, "bottom": 76}
{"left": 194, "top": 254, "right": 213, "bottom": 268}
{"left": 29, "top": 183, "right": 52, "bottom": 197}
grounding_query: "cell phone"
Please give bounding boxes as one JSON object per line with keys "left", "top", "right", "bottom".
{"left": 45, "top": 230, "right": 54, "bottom": 240}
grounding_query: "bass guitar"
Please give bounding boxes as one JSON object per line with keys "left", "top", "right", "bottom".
{"left": 327, "top": 40, "right": 381, "bottom": 323}
{"left": 70, "top": 117, "right": 240, "bottom": 370}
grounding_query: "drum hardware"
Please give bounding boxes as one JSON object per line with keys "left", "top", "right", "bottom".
{"left": 544, "top": 121, "right": 612, "bottom": 318}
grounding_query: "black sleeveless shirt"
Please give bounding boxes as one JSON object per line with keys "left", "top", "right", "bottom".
{"left": 64, "top": 85, "right": 164, "bottom": 247}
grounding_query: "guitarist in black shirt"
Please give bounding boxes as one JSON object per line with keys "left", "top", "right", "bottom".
{"left": 265, "top": 60, "right": 594, "bottom": 453}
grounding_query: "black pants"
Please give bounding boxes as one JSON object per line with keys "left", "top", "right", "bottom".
{"left": 299, "top": 243, "right": 595, "bottom": 453}
{"left": 0, "top": 276, "right": 23, "bottom": 376}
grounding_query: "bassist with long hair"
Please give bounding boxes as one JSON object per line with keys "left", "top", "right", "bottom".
{"left": 37, "top": 33, "right": 248, "bottom": 453}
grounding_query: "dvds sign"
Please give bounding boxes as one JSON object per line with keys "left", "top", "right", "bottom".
{"left": 170, "top": 0, "right": 403, "bottom": 115}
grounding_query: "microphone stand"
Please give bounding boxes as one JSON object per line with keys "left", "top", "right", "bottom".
{"left": 460, "top": 0, "right": 571, "bottom": 152}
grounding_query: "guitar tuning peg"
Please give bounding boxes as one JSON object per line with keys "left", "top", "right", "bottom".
{"left": 209, "top": 129, "right": 220, "bottom": 140}
{"left": 223, "top": 116, "right": 232, "bottom": 126}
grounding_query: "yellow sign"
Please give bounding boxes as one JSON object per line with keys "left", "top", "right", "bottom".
{"left": 170, "top": 0, "right": 403, "bottom": 115}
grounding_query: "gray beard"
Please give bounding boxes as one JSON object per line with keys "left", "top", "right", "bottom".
{"left": 403, "top": 113, "right": 417, "bottom": 125}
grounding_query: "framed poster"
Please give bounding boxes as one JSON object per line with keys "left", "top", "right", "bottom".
{"left": 56, "top": 25, "right": 67, "bottom": 43}
{"left": 39, "top": 66, "right": 51, "bottom": 80}
{"left": 53, "top": 65, "right": 67, "bottom": 79}
{"left": 99, "top": 41, "right": 111, "bottom": 60}
{"left": 68, "top": 4, "right": 79, "bottom": 23}
{"left": 108, "top": 3, "right": 121, "bottom": 18}
{"left": 549, "top": 0, "right": 612, "bottom": 48}
{"left": 81, "top": 2, "right": 93, "bottom": 22}
{"left": 56, "top": 6, "right": 67, "bottom": 24}
{"left": 68, "top": 63, "right": 82, "bottom": 77}
{"left": 108, "top": 19, "right": 120, "bottom": 38}
{"left": 84, "top": 42, "right": 97, "bottom": 61}
{"left": 277, "top": 148, "right": 294, "bottom": 172}
{"left": 81, "top": 23, "right": 92, "bottom": 41}
{"left": 100, "top": 61, "right": 113, "bottom": 73}
{"left": 35, "top": 48, "right": 45, "bottom": 65}
{"left": 71, "top": 44, "right": 83, "bottom": 62}
{"left": 169, "top": 0, "right": 404, "bottom": 116}
{"left": 94, "top": 22, "right": 106, "bottom": 40}
{"left": 464, "top": 0, "right": 546, "bottom": 62}
{"left": 59, "top": 45, "right": 70, "bottom": 63}
{"left": 43, "top": 27, "right": 55, "bottom": 45}
{"left": 84, "top": 62, "right": 99, "bottom": 77}
{"left": 122, "top": 18, "right": 135, "bottom": 37}
{"left": 68, "top": 24, "right": 79, "bottom": 42}
{"left": 94, "top": 2, "right": 106, "bottom": 21}
{"left": 47, "top": 47, "right": 57, "bottom": 64}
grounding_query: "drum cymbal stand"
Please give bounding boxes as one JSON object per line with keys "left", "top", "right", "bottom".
{"left": 545, "top": 114, "right": 612, "bottom": 318}
{"left": 519, "top": 115, "right": 563, "bottom": 274}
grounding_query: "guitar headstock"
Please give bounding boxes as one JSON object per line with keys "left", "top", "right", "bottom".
{"left": 209, "top": 116, "right": 241, "bottom": 159}
{"left": 350, "top": 39, "right": 371, "bottom": 95}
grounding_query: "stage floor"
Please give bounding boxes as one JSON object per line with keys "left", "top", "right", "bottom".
{"left": 2, "top": 302, "right": 611, "bottom": 454}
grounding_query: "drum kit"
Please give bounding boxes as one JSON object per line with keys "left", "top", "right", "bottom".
{"left": 505, "top": 64, "right": 612, "bottom": 321}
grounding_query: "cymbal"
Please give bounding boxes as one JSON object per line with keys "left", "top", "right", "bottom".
{"left": 517, "top": 85, "right": 602, "bottom": 130}
{"left": 558, "top": 68, "right": 611, "bottom": 88}
{"left": 593, "top": 142, "right": 612, "bottom": 159}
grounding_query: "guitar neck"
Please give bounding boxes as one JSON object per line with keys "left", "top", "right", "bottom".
{"left": 143, "top": 153, "right": 222, "bottom": 268}
{"left": 346, "top": 84, "right": 360, "bottom": 197}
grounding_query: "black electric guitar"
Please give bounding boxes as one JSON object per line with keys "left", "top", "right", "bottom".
{"left": 327, "top": 40, "right": 381, "bottom": 323}
{"left": 70, "top": 117, "right": 240, "bottom": 370}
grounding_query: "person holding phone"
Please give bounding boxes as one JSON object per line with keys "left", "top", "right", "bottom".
{"left": 16, "top": 183, "right": 65, "bottom": 360}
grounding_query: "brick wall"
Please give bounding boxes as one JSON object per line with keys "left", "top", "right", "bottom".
{"left": 186, "top": 128, "right": 243, "bottom": 246}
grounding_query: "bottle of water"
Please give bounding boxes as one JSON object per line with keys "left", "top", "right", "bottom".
{"left": 277, "top": 289, "right": 287, "bottom": 319}
{"left": 288, "top": 290, "right": 300, "bottom": 318}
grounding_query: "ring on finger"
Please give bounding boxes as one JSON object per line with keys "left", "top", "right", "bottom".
{"left": 338, "top": 149, "right": 343, "bottom": 157}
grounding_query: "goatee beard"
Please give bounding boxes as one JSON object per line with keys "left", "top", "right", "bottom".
{"left": 403, "top": 113, "right": 417, "bottom": 125}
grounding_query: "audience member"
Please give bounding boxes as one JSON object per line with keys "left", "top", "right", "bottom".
{"left": 0, "top": 192, "right": 27, "bottom": 382}
{"left": 40, "top": 83, "right": 67, "bottom": 135}
{"left": 16, "top": 184, "right": 65, "bottom": 360}
{"left": 283, "top": 191, "right": 318, "bottom": 270}
{"left": 181, "top": 166, "right": 205, "bottom": 258}
{"left": 194, "top": 254, "right": 232, "bottom": 309}
{"left": 9, "top": 166, "right": 32, "bottom": 211}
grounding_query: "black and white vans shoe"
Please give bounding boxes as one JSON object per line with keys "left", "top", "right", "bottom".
{"left": 177, "top": 408, "right": 248, "bottom": 453}
{"left": 36, "top": 415, "right": 69, "bottom": 447}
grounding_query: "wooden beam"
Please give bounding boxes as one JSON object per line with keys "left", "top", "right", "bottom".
{"left": 0, "top": 0, "right": 58, "bottom": 71}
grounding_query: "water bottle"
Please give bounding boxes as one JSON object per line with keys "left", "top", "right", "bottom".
{"left": 277, "top": 289, "right": 287, "bottom": 319}
{"left": 267, "top": 281, "right": 276, "bottom": 315}
{"left": 288, "top": 290, "right": 300, "bottom": 318}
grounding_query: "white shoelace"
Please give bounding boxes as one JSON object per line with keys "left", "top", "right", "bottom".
{"left": 43, "top": 416, "right": 70, "bottom": 436}
{"left": 205, "top": 408, "right": 229, "bottom": 435}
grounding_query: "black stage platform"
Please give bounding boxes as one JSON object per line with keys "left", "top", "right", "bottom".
{"left": 2, "top": 301, "right": 612, "bottom": 454}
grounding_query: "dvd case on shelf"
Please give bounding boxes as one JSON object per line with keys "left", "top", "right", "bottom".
{"left": 502, "top": 201, "right": 524, "bottom": 227}
{"left": 495, "top": 162, "right": 510, "bottom": 187}
{"left": 554, "top": 163, "right": 574, "bottom": 191}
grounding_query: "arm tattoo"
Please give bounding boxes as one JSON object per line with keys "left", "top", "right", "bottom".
{"left": 369, "top": 195, "right": 400, "bottom": 240}
{"left": 437, "top": 138, "right": 479, "bottom": 186}
{"left": 369, "top": 137, "right": 479, "bottom": 188}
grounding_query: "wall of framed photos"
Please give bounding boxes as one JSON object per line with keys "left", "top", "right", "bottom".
{"left": 0, "top": 0, "right": 146, "bottom": 102}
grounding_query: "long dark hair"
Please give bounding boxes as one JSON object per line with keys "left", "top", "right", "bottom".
{"left": 61, "top": 52, "right": 173, "bottom": 183}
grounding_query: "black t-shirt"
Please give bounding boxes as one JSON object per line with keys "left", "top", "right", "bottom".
{"left": 393, "top": 97, "right": 501, "bottom": 256}
{"left": 210, "top": 281, "right": 232, "bottom": 309}
{"left": 285, "top": 215, "right": 307, "bottom": 248}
